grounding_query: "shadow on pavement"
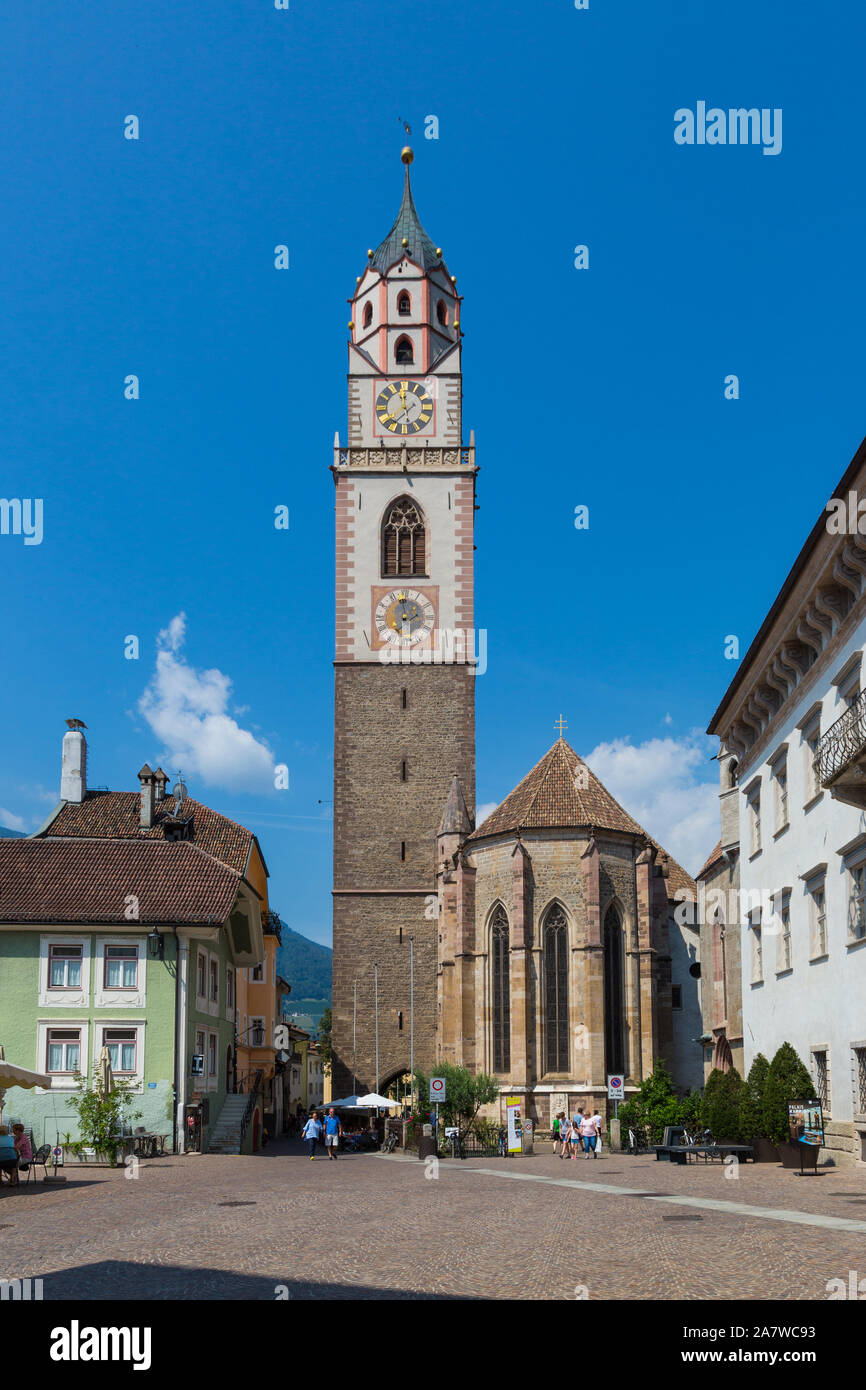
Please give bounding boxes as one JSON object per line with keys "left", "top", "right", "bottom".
{"left": 38, "top": 1260, "right": 474, "bottom": 1300}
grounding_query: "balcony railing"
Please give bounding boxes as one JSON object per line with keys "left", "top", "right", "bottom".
{"left": 815, "top": 688, "right": 866, "bottom": 785}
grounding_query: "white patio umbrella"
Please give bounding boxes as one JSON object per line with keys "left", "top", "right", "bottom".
{"left": 95, "top": 1046, "right": 115, "bottom": 1100}
{"left": 0, "top": 1047, "right": 52, "bottom": 1120}
{"left": 355, "top": 1092, "right": 401, "bottom": 1109}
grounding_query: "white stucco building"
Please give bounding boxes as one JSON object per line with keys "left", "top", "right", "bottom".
{"left": 708, "top": 436, "right": 866, "bottom": 1166}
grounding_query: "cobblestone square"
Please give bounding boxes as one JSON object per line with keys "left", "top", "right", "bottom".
{"left": 2, "top": 1141, "right": 864, "bottom": 1301}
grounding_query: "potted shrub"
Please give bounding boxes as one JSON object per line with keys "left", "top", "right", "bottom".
{"left": 762, "top": 1043, "right": 817, "bottom": 1168}
{"left": 704, "top": 1067, "right": 744, "bottom": 1143}
{"left": 65, "top": 1069, "right": 143, "bottom": 1166}
{"left": 739, "top": 1054, "right": 777, "bottom": 1161}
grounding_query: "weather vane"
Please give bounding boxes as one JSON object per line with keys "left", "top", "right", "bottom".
{"left": 399, "top": 117, "right": 411, "bottom": 136}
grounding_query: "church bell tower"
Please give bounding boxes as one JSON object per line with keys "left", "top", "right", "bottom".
{"left": 331, "top": 146, "right": 477, "bottom": 1095}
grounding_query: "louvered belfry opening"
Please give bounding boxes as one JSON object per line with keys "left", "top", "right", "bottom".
{"left": 382, "top": 497, "right": 426, "bottom": 577}
{"left": 491, "top": 904, "right": 511, "bottom": 1072}
{"left": 544, "top": 906, "right": 569, "bottom": 1073}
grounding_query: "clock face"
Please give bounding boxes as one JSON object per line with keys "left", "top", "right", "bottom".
{"left": 374, "top": 589, "right": 436, "bottom": 647}
{"left": 375, "top": 380, "right": 434, "bottom": 436}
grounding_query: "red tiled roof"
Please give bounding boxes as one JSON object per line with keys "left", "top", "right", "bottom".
{"left": 0, "top": 838, "right": 242, "bottom": 925}
{"left": 696, "top": 840, "right": 724, "bottom": 881}
{"left": 469, "top": 739, "right": 696, "bottom": 899}
{"left": 39, "top": 791, "right": 254, "bottom": 877}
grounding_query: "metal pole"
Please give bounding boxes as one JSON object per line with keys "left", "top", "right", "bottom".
{"left": 409, "top": 936, "right": 415, "bottom": 1114}
{"left": 352, "top": 980, "right": 357, "bottom": 1094}
{"left": 374, "top": 963, "right": 379, "bottom": 1095}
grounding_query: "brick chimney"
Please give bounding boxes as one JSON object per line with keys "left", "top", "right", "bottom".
{"left": 153, "top": 767, "right": 168, "bottom": 803}
{"left": 61, "top": 722, "right": 88, "bottom": 803}
{"left": 138, "top": 764, "right": 156, "bottom": 829}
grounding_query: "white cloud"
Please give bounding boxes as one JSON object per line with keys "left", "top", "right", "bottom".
{"left": 138, "top": 613, "right": 274, "bottom": 793}
{"left": 585, "top": 732, "right": 719, "bottom": 878}
{"left": 0, "top": 807, "right": 27, "bottom": 832}
{"left": 476, "top": 801, "right": 498, "bottom": 826}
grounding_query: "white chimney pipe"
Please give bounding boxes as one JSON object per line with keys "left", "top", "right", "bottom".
{"left": 61, "top": 729, "right": 87, "bottom": 803}
{"left": 138, "top": 764, "right": 156, "bottom": 829}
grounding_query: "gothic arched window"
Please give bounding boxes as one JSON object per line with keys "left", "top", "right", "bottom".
{"left": 437, "top": 299, "right": 448, "bottom": 326}
{"left": 603, "top": 904, "right": 625, "bottom": 1076}
{"left": 395, "top": 335, "right": 414, "bottom": 364}
{"left": 382, "top": 497, "right": 426, "bottom": 577}
{"left": 363, "top": 302, "right": 373, "bottom": 328}
{"left": 544, "top": 905, "right": 569, "bottom": 1073}
{"left": 491, "top": 905, "right": 510, "bottom": 1073}
{"left": 398, "top": 291, "right": 411, "bottom": 316}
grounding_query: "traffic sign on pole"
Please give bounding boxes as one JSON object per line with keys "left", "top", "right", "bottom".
{"left": 429, "top": 1076, "right": 446, "bottom": 1103}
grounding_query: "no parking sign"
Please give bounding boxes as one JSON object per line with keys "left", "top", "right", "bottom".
{"left": 607, "top": 1074, "right": 624, "bottom": 1101}
{"left": 429, "top": 1076, "right": 446, "bottom": 1103}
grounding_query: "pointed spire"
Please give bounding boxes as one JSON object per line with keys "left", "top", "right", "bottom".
{"left": 369, "top": 147, "right": 442, "bottom": 275}
{"left": 438, "top": 774, "right": 472, "bottom": 837}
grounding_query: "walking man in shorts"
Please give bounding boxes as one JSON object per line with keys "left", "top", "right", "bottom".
{"left": 324, "top": 1108, "right": 342, "bottom": 1160}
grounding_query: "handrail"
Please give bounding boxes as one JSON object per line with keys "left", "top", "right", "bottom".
{"left": 815, "top": 688, "right": 866, "bottom": 785}
{"left": 239, "top": 1068, "right": 265, "bottom": 1146}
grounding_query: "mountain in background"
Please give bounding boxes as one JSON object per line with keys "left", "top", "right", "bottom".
{"left": 276, "top": 922, "right": 332, "bottom": 1004}
{"left": 0, "top": 826, "right": 26, "bottom": 838}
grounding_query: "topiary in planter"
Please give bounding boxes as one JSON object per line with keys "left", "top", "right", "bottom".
{"left": 762, "top": 1043, "right": 815, "bottom": 1147}
{"left": 704, "top": 1067, "right": 744, "bottom": 1141}
{"left": 701, "top": 1068, "right": 724, "bottom": 1129}
{"left": 738, "top": 1053, "right": 769, "bottom": 1142}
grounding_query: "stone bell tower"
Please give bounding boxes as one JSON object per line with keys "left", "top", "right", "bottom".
{"left": 331, "top": 146, "right": 477, "bottom": 1096}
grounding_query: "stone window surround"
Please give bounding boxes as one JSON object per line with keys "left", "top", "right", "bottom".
{"left": 36, "top": 1019, "right": 90, "bottom": 1091}
{"left": 850, "top": 1040, "right": 866, "bottom": 1121}
{"left": 93, "top": 936, "right": 146, "bottom": 1010}
{"left": 38, "top": 935, "right": 91, "bottom": 1009}
{"left": 810, "top": 1044, "right": 831, "bottom": 1117}
{"left": 837, "top": 833, "right": 866, "bottom": 947}
{"left": 93, "top": 1018, "right": 147, "bottom": 1092}
{"left": 748, "top": 910, "right": 763, "bottom": 985}
{"left": 772, "top": 886, "right": 793, "bottom": 975}
{"left": 225, "top": 966, "right": 235, "bottom": 1022}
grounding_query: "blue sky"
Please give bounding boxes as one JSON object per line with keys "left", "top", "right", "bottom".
{"left": 2, "top": 1, "right": 864, "bottom": 943}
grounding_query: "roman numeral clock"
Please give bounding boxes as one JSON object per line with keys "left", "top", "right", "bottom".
{"left": 330, "top": 145, "right": 477, "bottom": 1097}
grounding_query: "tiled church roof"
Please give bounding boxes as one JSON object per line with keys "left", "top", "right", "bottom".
{"left": 469, "top": 739, "right": 695, "bottom": 898}
{"left": 0, "top": 838, "right": 241, "bottom": 925}
{"left": 38, "top": 791, "right": 255, "bottom": 878}
{"left": 370, "top": 165, "right": 441, "bottom": 274}
{"left": 696, "top": 840, "right": 724, "bottom": 881}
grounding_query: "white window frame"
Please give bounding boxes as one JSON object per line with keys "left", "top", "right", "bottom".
{"left": 775, "top": 890, "right": 792, "bottom": 974}
{"left": 39, "top": 935, "right": 91, "bottom": 1009}
{"left": 750, "top": 912, "right": 763, "bottom": 984}
{"left": 225, "top": 967, "right": 235, "bottom": 1022}
{"left": 852, "top": 1043, "right": 866, "bottom": 1119}
{"left": 747, "top": 785, "right": 762, "bottom": 856}
{"left": 801, "top": 713, "right": 822, "bottom": 805}
{"left": 774, "top": 759, "right": 789, "bottom": 833}
{"left": 94, "top": 937, "right": 146, "bottom": 1009}
{"left": 196, "top": 949, "right": 207, "bottom": 1003}
{"left": 847, "top": 858, "right": 866, "bottom": 945}
{"left": 37, "top": 1020, "right": 90, "bottom": 1090}
{"left": 806, "top": 874, "right": 828, "bottom": 959}
{"left": 98, "top": 1020, "right": 146, "bottom": 1090}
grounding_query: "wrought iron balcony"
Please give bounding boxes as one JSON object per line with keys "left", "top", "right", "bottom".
{"left": 815, "top": 688, "right": 866, "bottom": 806}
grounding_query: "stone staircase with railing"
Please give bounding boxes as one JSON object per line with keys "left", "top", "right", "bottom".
{"left": 206, "top": 1094, "right": 249, "bottom": 1155}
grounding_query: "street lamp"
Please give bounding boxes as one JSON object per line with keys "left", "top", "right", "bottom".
{"left": 146, "top": 927, "right": 164, "bottom": 960}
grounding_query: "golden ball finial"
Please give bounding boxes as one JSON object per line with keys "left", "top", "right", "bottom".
{"left": 348, "top": 320, "right": 355, "bottom": 330}
{"left": 436, "top": 247, "right": 442, "bottom": 257}
{"left": 367, "top": 249, "right": 373, "bottom": 260}
{"left": 401, "top": 145, "right": 414, "bottom": 165}
{"left": 401, "top": 237, "right": 409, "bottom": 247}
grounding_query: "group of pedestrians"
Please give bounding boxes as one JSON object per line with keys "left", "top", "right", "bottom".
{"left": 301, "top": 1108, "right": 342, "bottom": 1160}
{"left": 552, "top": 1107, "right": 602, "bottom": 1159}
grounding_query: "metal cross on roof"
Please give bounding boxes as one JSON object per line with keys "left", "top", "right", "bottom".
{"left": 554, "top": 715, "right": 568, "bottom": 737}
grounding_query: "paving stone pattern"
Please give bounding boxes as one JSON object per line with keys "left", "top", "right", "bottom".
{"left": 1, "top": 1141, "right": 863, "bottom": 1300}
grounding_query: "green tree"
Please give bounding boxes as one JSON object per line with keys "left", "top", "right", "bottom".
{"left": 412, "top": 1062, "right": 499, "bottom": 1139}
{"left": 316, "top": 1005, "right": 333, "bottom": 1076}
{"left": 618, "top": 1058, "right": 680, "bottom": 1143}
{"left": 704, "top": 1067, "right": 744, "bottom": 1140}
{"left": 676, "top": 1088, "right": 704, "bottom": 1132}
{"left": 738, "top": 1053, "right": 770, "bottom": 1142}
{"left": 701, "top": 1068, "right": 724, "bottom": 1129}
{"left": 66, "top": 1068, "right": 143, "bottom": 1164}
{"left": 762, "top": 1043, "right": 815, "bottom": 1145}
